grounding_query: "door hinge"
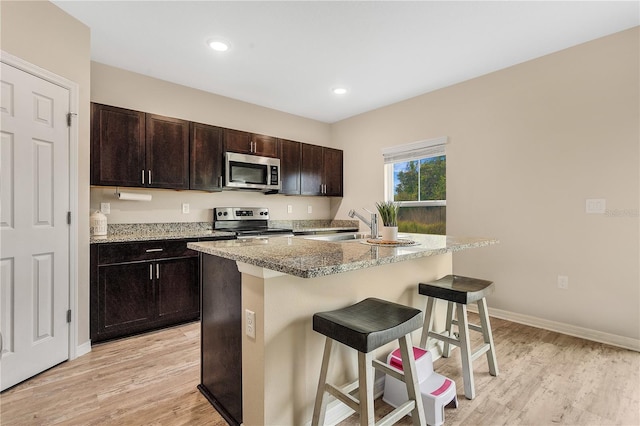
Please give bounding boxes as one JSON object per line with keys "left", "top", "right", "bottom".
{"left": 67, "top": 211, "right": 71, "bottom": 225}
{"left": 66, "top": 309, "right": 72, "bottom": 323}
{"left": 66, "top": 112, "right": 77, "bottom": 127}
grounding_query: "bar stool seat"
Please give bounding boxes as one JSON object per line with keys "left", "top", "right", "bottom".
{"left": 312, "top": 298, "right": 426, "bottom": 426}
{"left": 419, "top": 275, "right": 498, "bottom": 400}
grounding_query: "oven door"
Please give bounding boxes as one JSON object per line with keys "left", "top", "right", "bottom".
{"left": 224, "top": 152, "right": 280, "bottom": 191}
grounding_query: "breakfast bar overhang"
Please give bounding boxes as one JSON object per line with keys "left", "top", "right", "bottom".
{"left": 188, "top": 234, "right": 497, "bottom": 426}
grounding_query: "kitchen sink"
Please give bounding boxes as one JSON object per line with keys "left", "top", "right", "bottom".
{"left": 302, "top": 232, "right": 371, "bottom": 242}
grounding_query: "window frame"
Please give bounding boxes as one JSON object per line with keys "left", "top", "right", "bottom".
{"left": 382, "top": 136, "right": 448, "bottom": 206}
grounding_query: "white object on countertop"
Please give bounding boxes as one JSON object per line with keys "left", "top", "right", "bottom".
{"left": 90, "top": 210, "right": 108, "bottom": 236}
{"left": 381, "top": 226, "right": 398, "bottom": 242}
{"left": 116, "top": 191, "right": 152, "bottom": 201}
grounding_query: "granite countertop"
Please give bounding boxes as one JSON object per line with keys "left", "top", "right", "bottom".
{"left": 187, "top": 234, "right": 498, "bottom": 279}
{"left": 89, "top": 222, "right": 235, "bottom": 244}
{"left": 90, "top": 230, "right": 236, "bottom": 244}
{"left": 89, "top": 220, "right": 360, "bottom": 244}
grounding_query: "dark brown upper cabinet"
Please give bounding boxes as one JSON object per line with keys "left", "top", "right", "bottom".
{"left": 91, "top": 103, "right": 145, "bottom": 187}
{"left": 224, "top": 128, "right": 279, "bottom": 158}
{"left": 279, "top": 139, "right": 302, "bottom": 195}
{"left": 190, "top": 122, "right": 223, "bottom": 191}
{"left": 91, "top": 103, "right": 189, "bottom": 190}
{"left": 323, "top": 147, "right": 343, "bottom": 197}
{"left": 145, "top": 114, "right": 190, "bottom": 189}
{"left": 300, "top": 144, "right": 343, "bottom": 197}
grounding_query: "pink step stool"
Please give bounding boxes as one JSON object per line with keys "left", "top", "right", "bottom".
{"left": 383, "top": 347, "right": 458, "bottom": 426}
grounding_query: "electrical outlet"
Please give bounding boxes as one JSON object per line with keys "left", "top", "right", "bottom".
{"left": 307, "top": 205, "right": 312, "bottom": 214}
{"left": 586, "top": 199, "right": 606, "bottom": 214}
{"left": 100, "top": 203, "right": 110, "bottom": 214}
{"left": 182, "top": 203, "right": 190, "bottom": 214}
{"left": 287, "top": 205, "right": 293, "bottom": 214}
{"left": 557, "top": 275, "right": 569, "bottom": 290}
{"left": 245, "top": 309, "right": 256, "bottom": 339}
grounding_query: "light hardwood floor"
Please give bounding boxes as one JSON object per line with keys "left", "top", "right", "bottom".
{"left": 1, "top": 316, "right": 638, "bottom": 425}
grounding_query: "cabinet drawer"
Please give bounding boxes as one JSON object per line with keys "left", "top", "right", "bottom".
{"left": 97, "top": 240, "right": 198, "bottom": 265}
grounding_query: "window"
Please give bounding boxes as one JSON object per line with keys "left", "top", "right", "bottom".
{"left": 382, "top": 137, "right": 447, "bottom": 235}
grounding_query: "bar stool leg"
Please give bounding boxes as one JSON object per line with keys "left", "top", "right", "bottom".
{"left": 312, "top": 338, "right": 333, "bottom": 426}
{"left": 456, "top": 303, "right": 476, "bottom": 400}
{"left": 443, "top": 301, "right": 455, "bottom": 358}
{"left": 358, "top": 351, "right": 375, "bottom": 425}
{"left": 477, "top": 298, "right": 499, "bottom": 376}
{"left": 398, "top": 334, "right": 426, "bottom": 426}
{"left": 419, "top": 296, "right": 436, "bottom": 349}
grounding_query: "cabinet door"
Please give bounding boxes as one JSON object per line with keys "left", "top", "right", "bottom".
{"left": 224, "top": 129, "right": 279, "bottom": 157}
{"left": 190, "top": 122, "right": 223, "bottom": 191}
{"left": 279, "top": 139, "right": 301, "bottom": 195}
{"left": 224, "top": 128, "right": 252, "bottom": 154}
{"left": 91, "top": 103, "right": 145, "bottom": 187}
{"left": 156, "top": 257, "right": 199, "bottom": 323}
{"left": 323, "top": 147, "right": 343, "bottom": 197}
{"left": 96, "top": 262, "right": 155, "bottom": 338}
{"left": 146, "top": 114, "right": 190, "bottom": 189}
{"left": 300, "top": 143, "right": 324, "bottom": 195}
{"left": 251, "top": 134, "right": 278, "bottom": 157}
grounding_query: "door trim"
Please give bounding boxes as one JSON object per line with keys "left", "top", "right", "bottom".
{"left": 1, "top": 50, "right": 81, "bottom": 359}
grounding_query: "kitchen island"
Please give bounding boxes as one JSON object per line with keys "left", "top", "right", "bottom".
{"left": 188, "top": 234, "right": 497, "bottom": 426}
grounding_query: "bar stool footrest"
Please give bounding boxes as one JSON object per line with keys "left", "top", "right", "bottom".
{"left": 377, "top": 401, "right": 416, "bottom": 426}
{"left": 470, "top": 343, "right": 491, "bottom": 362}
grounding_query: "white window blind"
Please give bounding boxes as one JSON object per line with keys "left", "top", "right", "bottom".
{"left": 381, "top": 136, "right": 448, "bottom": 164}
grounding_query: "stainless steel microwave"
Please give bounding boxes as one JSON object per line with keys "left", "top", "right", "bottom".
{"left": 224, "top": 152, "right": 281, "bottom": 192}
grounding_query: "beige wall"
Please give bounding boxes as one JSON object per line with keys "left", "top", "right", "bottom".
{"left": 1, "top": 1, "right": 92, "bottom": 347}
{"left": 332, "top": 28, "right": 640, "bottom": 342}
{"left": 3, "top": 0, "right": 636, "bottom": 351}
{"left": 90, "top": 62, "right": 337, "bottom": 223}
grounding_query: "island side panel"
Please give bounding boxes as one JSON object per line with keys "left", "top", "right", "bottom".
{"left": 200, "top": 254, "right": 243, "bottom": 425}
{"left": 241, "top": 252, "right": 452, "bottom": 426}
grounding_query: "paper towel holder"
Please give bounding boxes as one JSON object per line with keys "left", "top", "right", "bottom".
{"left": 114, "top": 187, "right": 152, "bottom": 201}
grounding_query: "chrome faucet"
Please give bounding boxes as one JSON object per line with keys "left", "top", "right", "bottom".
{"left": 348, "top": 208, "right": 378, "bottom": 238}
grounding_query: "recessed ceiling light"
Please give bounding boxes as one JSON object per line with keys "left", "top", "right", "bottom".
{"left": 208, "top": 40, "right": 230, "bottom": 52}
{"left": 332, "top": 87, "right": 348, "bottom": 95}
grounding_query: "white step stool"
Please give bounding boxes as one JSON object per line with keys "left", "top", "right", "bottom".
{"left": 383, "top": 347, "right": 458, "bottom": 426}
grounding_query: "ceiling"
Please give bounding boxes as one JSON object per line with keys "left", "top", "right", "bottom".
{"left": 53, "top": 1, "right": 639, "bottom": 123}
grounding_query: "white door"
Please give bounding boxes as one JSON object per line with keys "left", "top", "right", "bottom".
{"left": 0, "top": 62, "right": 70, "bottom": 391}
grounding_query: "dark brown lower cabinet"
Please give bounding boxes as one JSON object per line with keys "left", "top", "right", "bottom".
{"left": 90, "top": 239, "right": 200, "bottom": 343}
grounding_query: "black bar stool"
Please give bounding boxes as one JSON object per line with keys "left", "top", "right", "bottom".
{"left": 418, "top": 275, "right": 498, "bottom": 400}
{"left": 312, "top": 298, "right": 426, "bottom": 426}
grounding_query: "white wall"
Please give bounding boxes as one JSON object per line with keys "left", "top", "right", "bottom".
{"left": 331, "top": 27, "right": 639, "bottom": 344}
{"left": 1, "top": 0, "right": 92, "bottom": 346}
{"left": 90, "top": 62, "right": 339, "bottom": 223}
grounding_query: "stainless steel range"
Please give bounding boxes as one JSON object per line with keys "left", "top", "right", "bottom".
{"left": 213, "top": 207, "right": 293, "bottom": 239}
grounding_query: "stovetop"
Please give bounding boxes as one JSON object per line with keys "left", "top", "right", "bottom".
{"left": 213, "top": 207, "right": 293, "bottom": 237}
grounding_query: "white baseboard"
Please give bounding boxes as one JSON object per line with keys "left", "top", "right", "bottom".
{"left": 468, "top": 306, "right": 640, "bottom": 352}
{"left": 305, "top": 376, "right": 385, "bottom": 426}
{"left": 75, "top": 340, "right": 92, "bottom": 358}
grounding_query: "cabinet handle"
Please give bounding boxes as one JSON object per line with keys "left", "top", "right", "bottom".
{"left": 149, "top": 264, "right": 153, "bottom": 280}
{"left": 156, "top": 264, "right": 160, "bottom": 279}
{"left": 218, "top": 175, "right": 223, "bottom": 187}
{"left": 145, "top": 248, "right": 163, "bottom": 253}
{"left": 142, "top": 169, "right": 145, "bottom": 185}
{"left": 148, "top": 170, "right": 152, "bottom": 185}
